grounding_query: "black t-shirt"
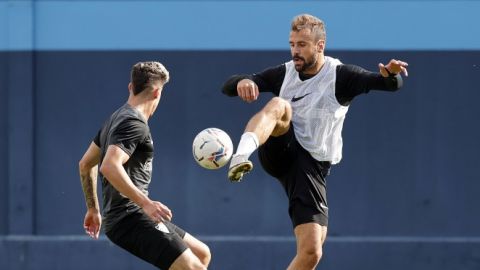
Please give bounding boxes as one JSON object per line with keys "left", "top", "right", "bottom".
{"left": 93, "top": 103, "right": 154, "bottom": 232}
{"left": 222, "top": 62, "right": 403, "bottom": 105}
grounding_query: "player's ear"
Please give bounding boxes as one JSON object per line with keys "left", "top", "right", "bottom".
{"left": 152, "top": 86, "right": 161, "bottom": 99}
{"left": 317, "top": 39, "right": 325, "bottom": 53}
{"left": 128, "top": 82, "right": 133, "bottom": 93}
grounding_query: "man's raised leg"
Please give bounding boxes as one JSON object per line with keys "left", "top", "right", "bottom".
{"left": 228, "top": 97, "right": 292, "bottom": 182}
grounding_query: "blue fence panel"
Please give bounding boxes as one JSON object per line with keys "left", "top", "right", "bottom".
{"left": 0, "top": 53, "right": 8, "bottom": 235}
{"left": 27, "top": 50, "right": 480, "bottom": 237}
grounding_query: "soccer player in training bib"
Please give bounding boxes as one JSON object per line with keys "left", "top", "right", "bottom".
{"left": 222, "top": 14, "right": 408, "bottom": 269}
{"left": 79, "top": 62, "right": 210, "bottom": 270}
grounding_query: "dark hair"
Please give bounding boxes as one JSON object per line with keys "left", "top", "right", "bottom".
{"left": 130, "top": 61, "right": 170, "bottom": 95}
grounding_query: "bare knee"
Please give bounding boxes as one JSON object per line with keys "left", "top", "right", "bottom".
{"left": 264, "top": 97, "right": 292, "bottom": 135}
{"left": 183, "top": 233, "right": 211, "bottom": 267}
{"left": 170, "top": 260, "right": 206, "bottom": 270}
{"left": 169, "top": 249, "right": 207, "bottom": 270}
{"left": 197, "top": 243, "right": 211, "bottom": 267}
{"left": 264, "top": 97, "right": 291, "bottom": 118}
{"left": 298, "top": 245, "right": 323, "bottom": 268}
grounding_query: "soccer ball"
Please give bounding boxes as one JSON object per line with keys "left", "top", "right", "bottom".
{"left": 192, "top": 128, "right": 233, "bottom": 169}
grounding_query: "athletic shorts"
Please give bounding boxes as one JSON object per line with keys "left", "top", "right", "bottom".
{"left": 105, "top": 211, "right": 188, "bottom": 270}
{"left": 258, "top": 126, "right": 331, "bottom": 227}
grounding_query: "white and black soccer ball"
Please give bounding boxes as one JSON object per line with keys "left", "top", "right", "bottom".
{"left": 192, "top": 128, "right": 233, "bottom": 169}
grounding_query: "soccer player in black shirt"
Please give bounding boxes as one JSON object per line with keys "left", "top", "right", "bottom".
{"left": 79, "top": 61, "right": 210, "bottom": 270}
{"left": 222, "top": 14, "right": 408, "bottom": 269}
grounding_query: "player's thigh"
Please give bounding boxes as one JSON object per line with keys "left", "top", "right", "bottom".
{"left": 182, "top": 233, "right": 210, "bottom": 260}
{"left": 169, "top": 248, "right": 205, "bottom": 270}
{"left": 294, "top": 222, "right": 328, "bottom": 254}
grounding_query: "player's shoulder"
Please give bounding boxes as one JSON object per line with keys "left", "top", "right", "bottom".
{"left": 117, "top": 104, "right": 147, "bottom": 123}
{"left": 326, "top": 56, "right": 342, "bottom": 65}
{"left": 107, "top": 104, "right": 148, "bottom": 131}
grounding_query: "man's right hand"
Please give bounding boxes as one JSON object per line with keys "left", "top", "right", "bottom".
{"left": 237, "top": 79, "right": 259, "bottom": 103}
{"left": 84, "top": 208, "right": 102, "bottom": 239}
{"left": 142, "top": 199, "right": 172, "bottom": 223}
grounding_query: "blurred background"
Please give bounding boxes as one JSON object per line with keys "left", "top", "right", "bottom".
{"left": 1, "top": 0, "right": 480, "bottom": 269}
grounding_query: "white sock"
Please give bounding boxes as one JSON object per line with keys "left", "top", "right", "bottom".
{"left": 234, "top": 132, "right": 259, "bottom": 159}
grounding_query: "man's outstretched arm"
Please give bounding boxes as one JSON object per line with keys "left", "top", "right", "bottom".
{"left": 335, "top": 59, "right": 409, "bottom": 105}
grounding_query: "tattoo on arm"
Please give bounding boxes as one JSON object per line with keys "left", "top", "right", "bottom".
{"left": 80, "top": 168, "right": 100, "bottom": 210}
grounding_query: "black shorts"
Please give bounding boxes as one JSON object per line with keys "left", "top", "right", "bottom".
{"left": 258, "top": 126, "right": 331, "bottom": 227}
{"left": 105, "top": 211, "right": 188, "bottom": 270}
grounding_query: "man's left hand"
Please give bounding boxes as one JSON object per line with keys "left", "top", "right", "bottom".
{"left": 379, "top": 59, "right": 409, "bottom": 77}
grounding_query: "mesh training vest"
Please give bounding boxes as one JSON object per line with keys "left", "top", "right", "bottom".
{"left": 279, "top": 56, "right": 349, "bottom": 164}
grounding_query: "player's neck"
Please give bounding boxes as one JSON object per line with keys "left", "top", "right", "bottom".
{"left": 127, "top": 99, "right": 155, "bottom": 121}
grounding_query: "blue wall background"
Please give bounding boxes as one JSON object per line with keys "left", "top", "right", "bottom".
{"left": 1, "top": 1, "right": 480, "bottom": 270}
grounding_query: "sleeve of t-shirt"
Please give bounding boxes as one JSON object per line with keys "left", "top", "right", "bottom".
{"left": 221, "top": 64, "right": 286, "bottom": 96}
{"left": 109, "top": 118, "right": 148, "bottom": 156}
{"left": 93, "top": 128, "right": 101, "bottom": 147}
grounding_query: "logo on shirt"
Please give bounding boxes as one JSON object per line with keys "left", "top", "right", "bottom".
{"left": 291, "top": 92, "right": 312, "bottom": 102}
{"left": 320, "top": 203, "right": 328, "bottom": 210}
{"left": 144, "top": 159, "right": 153, "bottom": 172}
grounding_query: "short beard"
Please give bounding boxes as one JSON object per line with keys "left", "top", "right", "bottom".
{"left": 294, "top": 54, "right": 317, "bottom": 73}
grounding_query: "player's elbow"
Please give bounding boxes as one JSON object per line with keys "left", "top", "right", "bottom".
{"left": 78, "top": 158, "right": 92, "bottom": 176}
{"left": 221, "top": 83, "right": 237, "bottom": 97}
{"left": 99, "top": 161, "right": 115, "bottom": 179}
